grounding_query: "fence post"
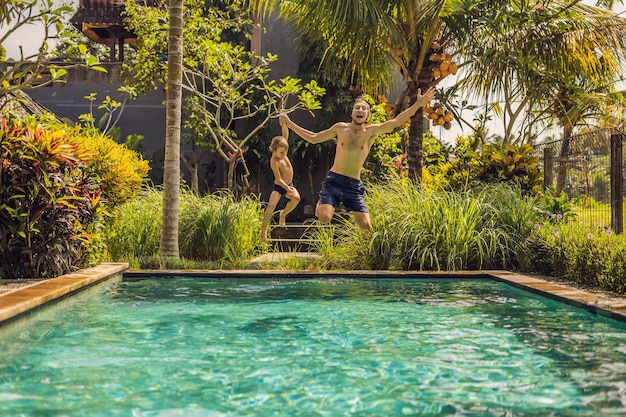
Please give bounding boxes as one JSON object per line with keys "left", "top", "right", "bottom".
{"left": 610, "top": 133, "right": 623, "bottom": 234}
{"left": 543, "top": 148, "right": 553, "bottom": 189}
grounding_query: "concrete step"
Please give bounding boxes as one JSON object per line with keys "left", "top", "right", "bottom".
{"left": 268, "top": 238, "right": 318, "bottom": 252}
{"left": 269, "top": 222, "right": 325, "bottom": 252}
{"left": 249, "top": 252, "right": 322, "bottom": 268}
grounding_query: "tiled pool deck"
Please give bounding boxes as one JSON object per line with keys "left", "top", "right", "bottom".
{"left": 1, "top": 261, "right": 626, "bottom": 326}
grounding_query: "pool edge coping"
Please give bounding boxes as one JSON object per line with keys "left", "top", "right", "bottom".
{"left": 1, "top": 264, "right": 625, "bottom": 326}
{"left": 485, "top": 270, "right": 626, "bottom": 322}
{"left": 0, "top": 262, "right": 129, "bottom": 325}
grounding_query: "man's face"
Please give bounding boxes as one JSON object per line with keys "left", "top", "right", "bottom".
{"left": 351, "top": 100, "right": 370, "bottom": 125}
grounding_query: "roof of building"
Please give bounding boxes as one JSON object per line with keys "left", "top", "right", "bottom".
{"left": 0, "top": 91, "right": 60, "bottom": 121}
{"left": 70, "top": 0, "right": 157, "bottom": 46}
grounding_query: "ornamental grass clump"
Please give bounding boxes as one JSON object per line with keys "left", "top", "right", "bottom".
{"left": 106, "top": 188, "right": 264, "bottom": 267}
{"left": 105, "top": 188, "right": 163, "bottom": 261}
{"left": 316, "top": 180, "right": 537, "bottom": 271}
{"left": 388, "top": 184, "right": 525, "bottom": 270}
{"left": 179, "top": 190, "right": 264, "bottom": 267}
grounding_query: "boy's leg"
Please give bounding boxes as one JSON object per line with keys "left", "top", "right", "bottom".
{"left": 261, "top": 191, "right": 281, "bottom": 242}
{"left": 279, "top": 189, "right": 301, "bottom": 226}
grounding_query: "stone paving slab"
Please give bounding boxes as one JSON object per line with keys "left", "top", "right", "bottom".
{"left": 485, "top": 270, "right": 626, "bottom": 322}
{"left": 0, "top": 263, "right": 128, "bottom": 325}
{"left": 249, "top": 251, "right": 322, "bottom": 267}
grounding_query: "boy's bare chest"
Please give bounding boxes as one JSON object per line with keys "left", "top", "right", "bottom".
{"left": 276, "top": 157, "right": 292, "bottom": 170}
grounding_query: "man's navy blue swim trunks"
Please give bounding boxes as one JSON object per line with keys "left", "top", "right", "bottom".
{"left": 318, "top": 171, "right": 368, "bottom": 213}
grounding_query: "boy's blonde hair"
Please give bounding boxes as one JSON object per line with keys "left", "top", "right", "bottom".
{"left": 269, "top": 136, "right": 289, "bottom": 152}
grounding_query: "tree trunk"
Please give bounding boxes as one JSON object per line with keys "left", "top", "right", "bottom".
{"left": 406, "top": 56, "right": 434, "bottom": 182}
{"left": 180, "top": 152, "right": 199, "bottom": 194}
{"left": 159, "top": 0, "right": 184, "bottom": 258}
{"left": 227, "top": 155, "right": 237, "bottom": 192}
{"left": 407, "top": 108, "right": 426, "bottom": 182}
{"left": 307, "top": 159, "right": 315, "bottom": 205}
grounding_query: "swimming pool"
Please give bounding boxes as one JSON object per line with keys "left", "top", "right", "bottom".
{"left": 1, "top": 276, "right": 625, "bottom": 416}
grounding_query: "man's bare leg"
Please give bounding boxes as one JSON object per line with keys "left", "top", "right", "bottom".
{"left": 351, "top": 212, "right": 372, "bottom": 230}
{"left": 315, "top": 203, "right": 335, "bottom": 223}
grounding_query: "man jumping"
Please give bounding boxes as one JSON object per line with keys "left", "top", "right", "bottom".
{"left": 279, "top": 87, "right": 436, "bottom": 230}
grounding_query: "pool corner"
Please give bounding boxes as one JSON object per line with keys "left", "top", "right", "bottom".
{"left": 0, "top": 262, "right": 129, "bottom": 326}
{"left": 485, "top": 270, "right": 626, "bottom": 323}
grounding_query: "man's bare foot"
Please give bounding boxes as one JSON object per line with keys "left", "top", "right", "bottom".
{"left": 278, "top": 210, "right": 286, "bottom": 227}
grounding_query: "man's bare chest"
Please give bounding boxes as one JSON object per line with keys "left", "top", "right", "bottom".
{"left": 338, "top": 131, "right": 370, "bottom": 151}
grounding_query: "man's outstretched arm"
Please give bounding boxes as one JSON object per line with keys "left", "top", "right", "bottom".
{"left": 279, "top": 113, "right": 337, "bottom": 144}
{"left": 369, "top": 87, "right": 437, "bottom": 136}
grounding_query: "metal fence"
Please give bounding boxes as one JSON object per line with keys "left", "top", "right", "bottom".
{"left": 532, "top": 128, "right": 625, "bottom": 233}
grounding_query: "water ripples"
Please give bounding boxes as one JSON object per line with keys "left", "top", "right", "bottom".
{"left": 0, "top": 278, "right": 624, "bottom": 416}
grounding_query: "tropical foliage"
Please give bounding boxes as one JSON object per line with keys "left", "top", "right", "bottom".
{"left": 246, "top": 0, "right": 626, "bottom": 179}
{"left": 453, "top": 0, "right": 626, "bottom": 142}
{"left": 82, "top": 133, "right": 150, "bottom": 207}
{"left": 0, "top": 113, "right": 149, "bottom": 278}
{"left": 0, "top": 114, "right": 101, "bottom": 278}
{"left": 122, "top": 0, "right": 325, "bottom": 194}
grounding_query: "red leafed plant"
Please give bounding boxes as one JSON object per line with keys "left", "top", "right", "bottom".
{"left": 0, "top": 113, "right": 103, "bottom": 278}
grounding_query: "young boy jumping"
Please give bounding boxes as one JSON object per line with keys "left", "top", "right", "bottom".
{"left": 260, "top": 118, "right": 301, "bottom": 242}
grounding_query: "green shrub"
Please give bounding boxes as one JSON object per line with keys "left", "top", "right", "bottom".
{"left": 535, "top": 189, "right": 581, "bottom": 223}
{"left": 477, "top": 143, "right": 542, "bottom": 193}
{"left": 82, "top": 132, "right": 150, "bottom": 207}
{"left": 105, "top": 188, "right": 264, "bottom": 267}
{"left": 0, "top": 114, "right": 104, "bottom": 278}
{"left": 522, "top": 222, "right": 626, "bottom": 294}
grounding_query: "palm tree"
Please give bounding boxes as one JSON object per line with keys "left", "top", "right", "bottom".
{"left": 159, "top": 0, "right": 184, "bottom": 258}
{"left": 452, "top": 1, "right": 626, "bottom": 197}
{"left": 453, "top": 1, "right": 626, "bottom": 144}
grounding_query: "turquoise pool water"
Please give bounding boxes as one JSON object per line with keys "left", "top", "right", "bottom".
{"left": 1, "top": 277, "right": 625, "bottom": 416}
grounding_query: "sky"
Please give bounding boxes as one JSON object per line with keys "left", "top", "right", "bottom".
{"left": 2, "top": 0, "right": 625, "bottom": 144}
{"left": 2, "top": 0, "right": 77, "bottom": 60}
